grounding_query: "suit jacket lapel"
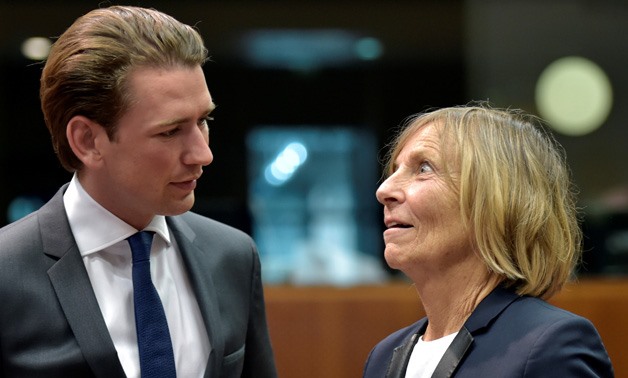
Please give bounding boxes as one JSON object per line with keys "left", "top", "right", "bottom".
{"left": 386, "top": 333, "right": 419, "bottom": 378}
{"left": 432, "top": 285, "right": 520, "bottom": 378}
{"left": 167, "top": 216, "right": 224, "bottom": 378}
{"left": 42, "top": 186, "right": 125, "bottom": 377}
{"left": 431, "top": 327, "right": 473, "bottom": 378}
{"left": 385, "top": 319, "right": 427, "bottom": 378}
{"left": 462, "top": 285, "right": 520, "bottom": 333}
{"left": 385, "top": 286, "right": 520, "bottom": 378}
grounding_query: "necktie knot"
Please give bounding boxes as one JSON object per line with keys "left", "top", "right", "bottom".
{"left": 128, "top": 231, "right": 154, "bottom": 263}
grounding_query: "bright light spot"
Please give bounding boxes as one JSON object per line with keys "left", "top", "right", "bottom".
{"left": 265, "top": 165, "right": 284, "bottom": 186}
{"left": 286, "top": 142, "right": 308, "bottom": 164}
{"left": 275, "top": 148, "right": 300, "bottom": 174}
{"left": 270, "top": 162, "right": 291, "bottom": 180}
{"left": 535, "top": 56, "right": 613, "bottom": 136}
{"left": 21, "top": 37, "right": 52, "bottom": 60}
{"left": 264, "top": 142, "right": 308, "bottom": 186}
{"left": 355, "top": 37, "right": 383, "bottom": 60}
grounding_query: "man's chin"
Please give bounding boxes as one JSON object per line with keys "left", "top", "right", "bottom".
{"left": 162, "top": 195, "right": 195, "bottom": 216}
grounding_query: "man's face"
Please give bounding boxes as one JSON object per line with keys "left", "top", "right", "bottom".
{"left": 88, "top": 65, "right": 214, "bottom": 229}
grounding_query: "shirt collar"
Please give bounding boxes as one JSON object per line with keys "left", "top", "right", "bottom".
{"left": 63, "top": 174, "right": 171, "bottom": 256}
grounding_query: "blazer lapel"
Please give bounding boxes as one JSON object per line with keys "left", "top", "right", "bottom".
{"left": 462, "top": 285, "right": 520, "bottom": 333}
{"left": 167, "top": 216, "right": 224, "bottom": 378}
{"left": 386, "top": 333, "right": 419, "bottom": 378}
{"left": 431, "top": 285, "right": 521, "bottom": 378}
{"left": 42, "top": 186, "right": 125, "bottom": 378}
{"left": 431, "top": 327, "right": 473, "bottom": 378}
{"left": 385, "top": 286, "right": 520, "bottom": 378}
{"left": 383, "top": 319, "right": 471, "bottom": 378}
{"left": 385, "top": 319, "right": 427, "bottom": 378}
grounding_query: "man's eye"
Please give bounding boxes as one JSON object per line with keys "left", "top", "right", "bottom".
{"left": 200, "top": 116, "right": 214, "bottom": 126}
{"left": 160, "top": 128, "right": 180, "bottom": 137}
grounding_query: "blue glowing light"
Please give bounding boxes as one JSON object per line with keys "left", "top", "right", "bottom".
{"left": 264, "top": 142, "right": 308, "bottom": 186}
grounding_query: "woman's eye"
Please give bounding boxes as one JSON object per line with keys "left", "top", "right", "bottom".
{"left": 419, "top": 161, "right": 433, "bottom": 174}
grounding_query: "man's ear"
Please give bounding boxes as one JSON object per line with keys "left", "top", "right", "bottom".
{"left": 66, "top": 115, "right": 108, "bottom": 168}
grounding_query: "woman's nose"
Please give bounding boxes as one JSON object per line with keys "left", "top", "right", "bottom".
{"left": 376, "top": 174, "right": 402, "bottom": 205}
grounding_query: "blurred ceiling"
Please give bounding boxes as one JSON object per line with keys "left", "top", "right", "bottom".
{"left": 0, "top": 1, "right": 463, "bottom": 64}
{"left": 2, "top": 0, "right": 628, "bottom": 207}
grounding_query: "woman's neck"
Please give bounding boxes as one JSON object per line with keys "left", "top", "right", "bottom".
{"left": 414, "top": 269, "right": 502, "bottom": 341}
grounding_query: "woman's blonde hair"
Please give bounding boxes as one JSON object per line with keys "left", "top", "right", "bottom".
{"left": 383, "top": 103, "right": 581, "bottom": 298}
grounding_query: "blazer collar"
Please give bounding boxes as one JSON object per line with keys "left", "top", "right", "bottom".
{"left": 42, "top": 185, "right": 126, "bottom": 377}
{"left": 386, "top": 333, "right": 420, "bottom": 378}
{"left": 386, "top": 285, "right": 520, "bottom": 378}
{"left": 463, "top": 284, "right": 520, "bottom": 333}
{"left": 166, "top": 216, "right": 223, "bottom": 378}
{"left": 42, "top": 185, "right": 229, "bottom": 377}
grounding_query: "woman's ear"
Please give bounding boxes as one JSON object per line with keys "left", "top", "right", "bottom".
{"left": 66, "top": 115, "right": 107, "bottom": 168}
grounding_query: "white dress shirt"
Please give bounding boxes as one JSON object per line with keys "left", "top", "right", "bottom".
{"left": 405, "top": 332, "right": 458, "bottom": 378}
{"left": 63, "top": 174, "right": 210, "bottom": 378}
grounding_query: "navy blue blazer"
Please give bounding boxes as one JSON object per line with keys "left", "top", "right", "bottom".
{"left": 363, "top": 285, "right": 614, "bottom": 378}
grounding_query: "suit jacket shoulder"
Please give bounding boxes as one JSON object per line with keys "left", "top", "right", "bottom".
{"left": 0, "top": 185, "right": 125, "bottom": 377}
{"left": 460, "top": 287, "right": 614, "bottom": 377}
{"left": 363, "top": 285, "right": 614, "bottom": 378}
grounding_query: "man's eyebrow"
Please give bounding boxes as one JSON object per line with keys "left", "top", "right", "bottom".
{"left": 156, "top": 103, "right": 217, "bottom": 127}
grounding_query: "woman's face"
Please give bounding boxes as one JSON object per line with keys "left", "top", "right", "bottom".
{"left": 376, "top": 123, "right": 474, "bottom": 280}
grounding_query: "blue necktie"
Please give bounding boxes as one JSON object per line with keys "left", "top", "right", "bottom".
{"left": 128, "top": 231, "right": 176, "bottom": 378}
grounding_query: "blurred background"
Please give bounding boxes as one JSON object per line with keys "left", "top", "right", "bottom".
{"left": 1, "top": 1, "right": 628, "bottom": 376}
{"left": 3, "top": 0, "right": 628, "bottom": 282}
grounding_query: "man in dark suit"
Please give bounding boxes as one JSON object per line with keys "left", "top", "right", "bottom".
{"left": 0, "top": 5, "right": 277, "bottom": 377}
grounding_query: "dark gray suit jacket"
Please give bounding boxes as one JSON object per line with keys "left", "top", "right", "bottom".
{"left": 363, "top": 285, "right": 614, "bottom": 378}
{"left": 0, "top": 185, "right": 277, "bottom": 378}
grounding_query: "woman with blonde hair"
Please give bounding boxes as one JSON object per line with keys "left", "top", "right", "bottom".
{"left": 363, "top": 104, "right": 613, "bottom": 377}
